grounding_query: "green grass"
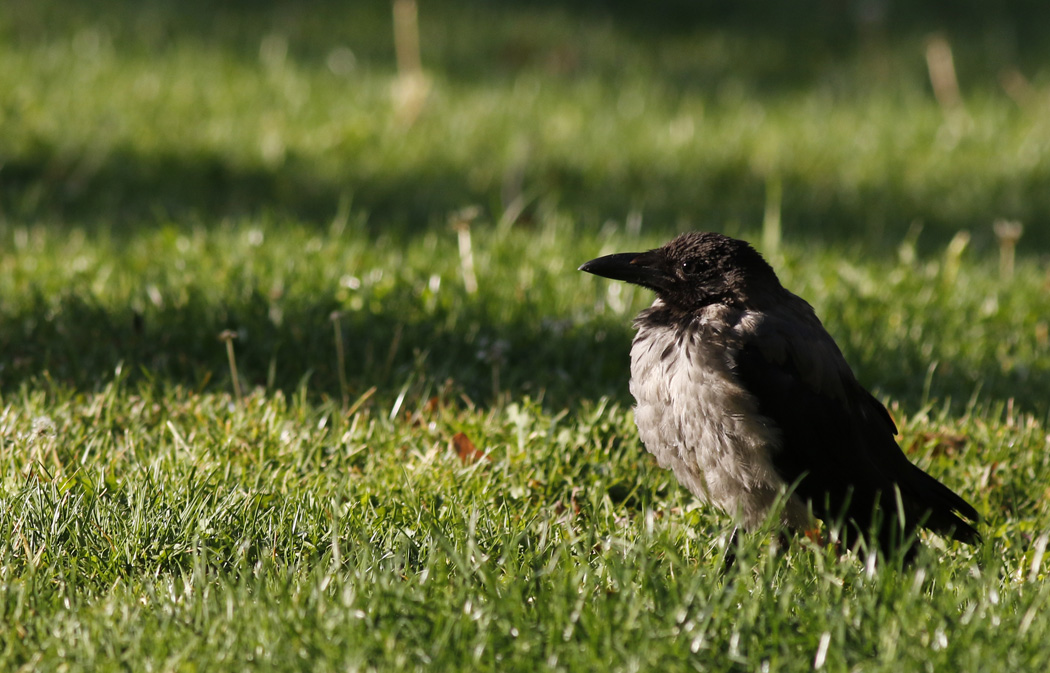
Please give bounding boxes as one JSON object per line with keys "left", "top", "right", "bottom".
{"left": 3, "top": 1, "right": 1050, "bottom": 671}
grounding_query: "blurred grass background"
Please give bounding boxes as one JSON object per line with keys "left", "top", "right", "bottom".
{"left": 2, "top": 0, "right": 1049, "bottom": 410}
{"left": 3, "top": 0, "right": 1049, "bottom": 247}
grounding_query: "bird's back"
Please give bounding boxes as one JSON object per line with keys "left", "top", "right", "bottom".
{"left": 631, "top": 292, "right": 979, "bottom": 557}
{"left": 729, "top": 293, "right": 979, "bottom": 553}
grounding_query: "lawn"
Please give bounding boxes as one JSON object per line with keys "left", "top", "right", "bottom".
{"left": 2, "top": 1, "right": 1050, "bottom": 671}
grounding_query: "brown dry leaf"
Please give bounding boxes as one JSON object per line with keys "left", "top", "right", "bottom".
{"left": 452, "top": 431, "right": 487, "bottom": 464}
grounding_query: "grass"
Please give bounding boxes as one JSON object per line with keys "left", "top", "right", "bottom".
{"left": 3, "top": 1, "right": 1050, "bottom": 671}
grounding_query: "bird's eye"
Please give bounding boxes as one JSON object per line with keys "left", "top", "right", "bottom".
{"left": 681, "top": 259, "right": 700, "bottom": 275}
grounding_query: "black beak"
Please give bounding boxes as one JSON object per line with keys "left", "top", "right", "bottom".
{"left": 578, "top": 250, "right": 672, "bottom": 292}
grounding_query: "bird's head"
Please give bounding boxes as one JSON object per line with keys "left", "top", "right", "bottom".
{"left": 579, "top": 232, "right": 781, "bottom": 311}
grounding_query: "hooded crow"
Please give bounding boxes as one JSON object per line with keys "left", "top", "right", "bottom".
{"left": 580, "top": 231, "right": 979, "bottom": 561}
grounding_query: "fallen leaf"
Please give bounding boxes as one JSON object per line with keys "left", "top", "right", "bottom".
{"left": 452, "top": 431, "right": 487, "bottom": 464}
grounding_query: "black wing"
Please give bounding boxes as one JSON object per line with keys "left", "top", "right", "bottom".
{"left": 731, "top": 302, "right": 979, "bottom": 555}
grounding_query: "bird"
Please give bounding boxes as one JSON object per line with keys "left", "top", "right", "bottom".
{"left": 580, "top": 231, "right": 979, "bottom": 562}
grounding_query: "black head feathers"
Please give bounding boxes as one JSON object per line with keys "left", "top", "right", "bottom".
{"left": 579, "top": 232, "right": 781, "bottom": 311}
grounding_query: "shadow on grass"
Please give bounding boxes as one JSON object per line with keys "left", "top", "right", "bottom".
{"left": 6, "top": 142, "right": 1050, "bottom": 255}
{"left": 8, "top": 0, "right": 1049, "bottom": 81}
{"left": 0, "top": 285, "right": 634, "bottom": 410}
{"left": 2, "top": 284, "right": 1047, "bottom": 417}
